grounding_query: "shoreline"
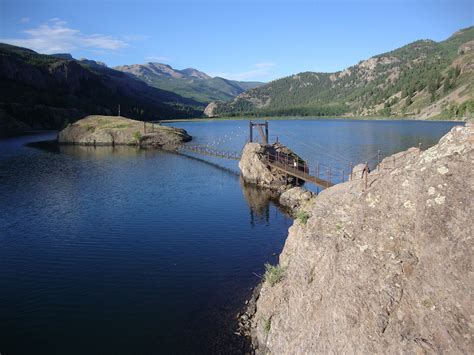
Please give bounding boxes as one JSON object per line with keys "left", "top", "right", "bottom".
{"left": 2, "top": 116, "right": 467, "bottom": 138}
{"left": 160, "top": 115, "right": 468, "bottom": 124}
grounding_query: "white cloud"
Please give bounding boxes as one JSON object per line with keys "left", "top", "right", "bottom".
{"left": 210, "top": 62, "right": 276, "bottom": 81}
{"left": 145, "top": 55, "right": 172, "bottom": 62}
{"left": 19, "top": 17, "right": 30, "bottom": 24}
{"left": 1, "top": 18, "right": 128, "bottom": 53}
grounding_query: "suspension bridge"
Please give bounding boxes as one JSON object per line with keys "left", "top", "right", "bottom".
{"left": 150, "top": 120, "right": 422, "bottom": 190}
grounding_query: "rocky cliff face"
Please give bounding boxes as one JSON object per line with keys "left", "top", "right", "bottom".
{"left": 204, "top": 102, "right": 218, "bottom": 117}
{"left": 250, "top": 123, "right": 473, "bottom": 353}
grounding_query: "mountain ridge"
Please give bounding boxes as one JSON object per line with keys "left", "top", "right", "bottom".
{"left": 209, "top": 26, "right": 474, "bottom": 120}
{"left": 114, "top": 62, "right": 264, "bottom": 103}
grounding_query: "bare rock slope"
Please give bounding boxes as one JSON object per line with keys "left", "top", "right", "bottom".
{"left": 58, "top": 115, "right": 191, "bottom": 149}
{"left": 251, "top": 123, "right": 473, "bottom": 354}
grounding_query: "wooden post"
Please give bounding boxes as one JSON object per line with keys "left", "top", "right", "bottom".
{"left": 144, "top": 121, "right": 146, "bottom": 134}
{"left": 342, "top": 169, "right": 345, "bottom": 183}
{"left": 249, "top": 121, "right": 253, "bottom": 142}
{"left": 349, "top": 162, "right": 353, "bottom": 181}
{"left": 265, "top": 121, "right": 269, "bottom": 145}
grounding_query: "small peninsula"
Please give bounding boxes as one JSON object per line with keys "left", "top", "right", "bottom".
{"left": 58, "top": 115, "right": 191, "bottom": 149}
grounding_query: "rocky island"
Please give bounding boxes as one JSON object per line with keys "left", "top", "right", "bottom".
{"left": 58, "top": 115, "right": 191, "bottom": 149}
{"left": 238, "top": 123, "right": 473, "bottom": 353}
{"left": 239, "top": 142, "right": 306, "bottom": 192}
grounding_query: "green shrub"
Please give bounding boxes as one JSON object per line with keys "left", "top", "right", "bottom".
{"left": 263, "top": 318, "right": 271, "bottom": 334}
{"left": 133, "top": 131, "right": 142, "bottom": 145}
{"left": 297, "top": 210, "right": 310, "bottom": 224}
{"left": 264, "top": 263, "right": 286, "bottom": 286}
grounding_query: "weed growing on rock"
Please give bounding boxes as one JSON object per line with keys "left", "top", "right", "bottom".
{"left": 264, "top": 263, "right": 286, "bottom": 286}
{"left": 297, "top": 210, "right": 310, "bottom": 224}
{"left": 263, "top": 318, "right": 271, "bottom": 335}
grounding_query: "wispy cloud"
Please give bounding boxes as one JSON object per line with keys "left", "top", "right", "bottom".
{"left": 1, "top": 18, "right": 128, "bottom": 53}
{"left": 145, "top": 55, "right": 172, "bottom": 62}
{"left": 210, "top": 62, "right": 276, "bottom": 81}
{"left": 19, "top": 17, "right": 30, "bottom": 24}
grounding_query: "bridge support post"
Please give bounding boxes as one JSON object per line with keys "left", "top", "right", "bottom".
{"left": 265, "top": 121, "right": 269, "bottom": 145}
{"left": 249, "top": 121, "right": 253, "bottom": 143}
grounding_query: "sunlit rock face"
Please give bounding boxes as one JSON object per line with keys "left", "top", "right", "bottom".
{"left": 239, "top": 142, "right": 304, "bottom": 192}
{"left": 251, "top": 123, "right": 473, "bottom": 354}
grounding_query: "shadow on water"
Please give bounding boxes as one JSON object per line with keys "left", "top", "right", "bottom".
{"left": 26, "top": 139, "right": 60, "bottom": 153}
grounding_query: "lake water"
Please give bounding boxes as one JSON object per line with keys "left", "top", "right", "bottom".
{"left": 0, "top": 119, "right": 463, "bottom": 354}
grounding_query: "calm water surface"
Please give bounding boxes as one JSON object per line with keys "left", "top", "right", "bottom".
{"left": 0, "top": 119, "right": 463, "bottom": 354}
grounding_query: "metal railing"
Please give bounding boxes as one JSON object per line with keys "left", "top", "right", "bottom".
{"left": 178, "top": 144, "right": 242, "bottom": 160}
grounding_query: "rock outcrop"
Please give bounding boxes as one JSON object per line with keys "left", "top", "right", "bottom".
{"left": 250, "top": 123, "right": 473, "bottom": 354}
{"left": 204, "top": 102, "right": 218, "bottom": 117}
{"left": 279, "top": 187, "right": 315, "bottom": 213}
{"left": 58, "top": 115, "right": 191, "bottom": 149}
{"left": 239, "top": 142, "right": 305, "bottom": 192}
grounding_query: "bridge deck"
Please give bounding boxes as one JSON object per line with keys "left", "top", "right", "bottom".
{"left": 266, "top": 161, "right": 334, "bottom": 188}
{"left": 177, "top": 144, "right": 334, "bottom": 188}
{"left": 178, "top": 145, "right": 241, "bottom": 160}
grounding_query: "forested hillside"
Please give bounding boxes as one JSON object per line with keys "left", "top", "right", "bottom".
{"left": 0, "top": 44, "right": 204, "bottom": 135}
{"left": 210, "top": 27, "right": 474, "bottom": 120}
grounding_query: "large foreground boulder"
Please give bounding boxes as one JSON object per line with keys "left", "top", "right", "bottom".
{"left": 251, "top": 123, "right": 473, "bottom": 353}
{"left": 58, "top": 115, "right": 191, "bottom": 149}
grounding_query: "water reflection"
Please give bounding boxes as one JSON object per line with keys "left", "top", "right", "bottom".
{"left": 240, "top": 177, "right": 289, "bottom": 226}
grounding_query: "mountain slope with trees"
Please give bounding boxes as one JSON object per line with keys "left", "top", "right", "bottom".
{"left": 114, "top": 62, "right": 263, "bottom": 103}
{"left": 210, "top": 26, "right": 474, "bottom": 120}
{"left": 0, "top": 44, "right": 204, "bottom": 135}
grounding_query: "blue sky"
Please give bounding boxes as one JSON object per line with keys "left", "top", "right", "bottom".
{"left": 1, "top": 0, "right": 472, "bottom": 82}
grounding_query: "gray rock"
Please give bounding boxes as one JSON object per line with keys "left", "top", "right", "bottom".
{"left": 279, "top": 187, "right": 315, "bottom": 212}
{"left": 204, "top": 102, "right": 218, "bottom": 117}
{"left": 251, "top": 123, "right": 474, "bottom": 354}
{"left": 239, "top": 142, "right": 305, "bottom": 191}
